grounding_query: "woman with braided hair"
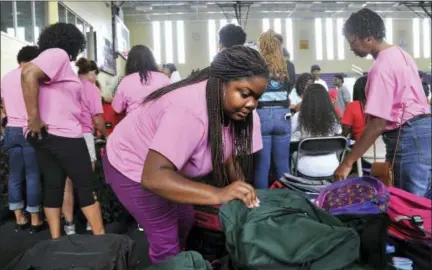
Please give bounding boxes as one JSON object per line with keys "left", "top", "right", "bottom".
{"left": 103, "top": 45, "right": 268, "bottom": 263}
{"left": 254, "top": 29, "right": 291, "bottom": 189}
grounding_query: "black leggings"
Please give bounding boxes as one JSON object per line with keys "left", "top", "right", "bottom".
{"left": 28, "top": 134, "right": 97, "bottom": 208}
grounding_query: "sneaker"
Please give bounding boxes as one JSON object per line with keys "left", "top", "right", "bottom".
{"left": 86, "top": 222, "right": 92, "bottom": 231}
{"left": 64, "top": 222, "right": 76, "bottom": 235}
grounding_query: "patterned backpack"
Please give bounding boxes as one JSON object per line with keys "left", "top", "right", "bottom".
{"left": 316, "top": 176, "right": 390, "bottom": 215}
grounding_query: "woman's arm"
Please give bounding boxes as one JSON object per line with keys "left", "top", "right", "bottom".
{"left": 342, "top": 124, "right": 352, "bottom": 138}
{"left": 21, "top": 63, "right": 47, "bottom": 123}
{"left": 92, "top": 115, "right": 108, "bottom": 138}
{"left": 142, "top": 150, "right": 256, "bottom": 206}
{"left": 334, "top": 116, "right": 386, "bottom": 180}
{"left": 142, "top": 150, "right": 221, "bottom": 205}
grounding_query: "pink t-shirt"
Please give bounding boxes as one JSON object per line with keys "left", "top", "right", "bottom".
{"left": 79, "top": 78, "right": 103, "bottom": 133}
{"left": 365, "top": 46, "right": 429, "bottom": 130}
{"left": 1, "top": 68, "right": 27, "bottom": 127}
{"left": 111, "top": 72, "right": 170, "bottom": 115}
{"left": 107, "top": 80, "right": 263, "bottom": 183}
{"left": 24, "top": 48, "right": 83, "bottom": 138}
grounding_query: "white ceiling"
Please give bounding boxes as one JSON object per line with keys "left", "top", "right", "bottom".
{"left": 121, "top": 0, "right": 432, "bottom": 22}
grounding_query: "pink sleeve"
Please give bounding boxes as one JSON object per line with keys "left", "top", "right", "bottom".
{"left": 364, "top": 70, "right": 395, "bottom": 122}
{"left": 252, "top": 110, "right": 263, "bottom": 153}
{"left": 111, "top": 80, "right": 127, "bottom": 113}
{"left": 31, "top": 48, "right": 69, "bottom": 83}
{"left": 88, "top": 84, "right": 103, "bottom": 116}
{"left": 149, "top": 107, "right": 206, "bottom": 170}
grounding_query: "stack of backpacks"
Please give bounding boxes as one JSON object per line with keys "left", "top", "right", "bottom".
{"left": 148, "top": 175, "right": 431, "bottom": 270}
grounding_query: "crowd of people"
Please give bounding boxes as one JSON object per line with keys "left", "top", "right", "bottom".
{"left": 0, "top": 7, "right": 431, "bottom": 265}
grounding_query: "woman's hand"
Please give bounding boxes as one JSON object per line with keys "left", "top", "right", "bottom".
{"left": 334, "top": 161, "right": 352, "bottom": 181}
{"left": 28, "top": 117, "right": 47, "bottom": 139}
{"left": 215, "top": 181, "right": 260, "bottom": 208}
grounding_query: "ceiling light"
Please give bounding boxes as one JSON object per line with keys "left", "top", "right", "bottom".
{"left": 136, "top": 6, "right": 152, "bottom": 12}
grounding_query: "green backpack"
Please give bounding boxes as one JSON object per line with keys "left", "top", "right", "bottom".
{"left": 219, "top": 189, "right": 360, "bottom": 270}
{"left": 144, "top": 251, "right": 212, "bottom": 270}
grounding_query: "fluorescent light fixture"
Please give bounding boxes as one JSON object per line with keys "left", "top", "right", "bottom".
{"left": 262, "top": 18, "right": 270, "bottom": 32}
{"left": 336, "top": 18, "right": 345, "bottom": 60}
{"left": 385, "top": 18, "right": 393, "bottom": 44}
{"left": 274, "top": 18, "right": 282, "bottom": 34}
{"left": 315, "top": 18, "right": 323, "bottom": 61}
{"left": 176, "top": 20, "right": 185, "bottom": 64}
{"left": 325, "top": 18, "right": 334, "bottom": 60}
{"left": 285, "top": 18, "right": 294, "bottom": 60}
{"left": 208, "top": 20, "right": 217, "bottom": 62}
{"left": 164, "top": 21, "right": 173, "bottom": 63}
{"left": 152, "top": 21, "right": 161, "bottom": 64}
{"left": 413, "top": 18, "right": 420, "bottom": 58}
{"left": 423, "top": 18, "right": 431, "bottom": 58}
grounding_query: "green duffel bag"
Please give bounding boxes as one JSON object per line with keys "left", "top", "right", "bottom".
{"left": 144, "top": 251, "right": 212, "bottom": 270}
{"left": 219, "top": 189, "right": 360, "bottom": 270}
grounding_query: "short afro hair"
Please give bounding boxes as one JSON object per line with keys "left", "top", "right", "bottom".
{"left": 218, "top": 24, "right": 247, "bottom": 48}
{"left": 37, "top": 22, "right": 86, "bottom": 61}
{"left": 17, "top": 46, "right": 40, "bottom": 64}
{"left": 343, "top": 8, "right": 386, "bottom": 41}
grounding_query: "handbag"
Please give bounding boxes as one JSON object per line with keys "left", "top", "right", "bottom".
{"left": 370, "top": 112, "right": 403, "bottom": 187}
{"left": 370, "top": 140, "right": 396, "bottom": 187}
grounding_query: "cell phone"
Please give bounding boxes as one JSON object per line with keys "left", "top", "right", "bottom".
{"left": 40, "top": 127, "right": 49, "bottom": 139}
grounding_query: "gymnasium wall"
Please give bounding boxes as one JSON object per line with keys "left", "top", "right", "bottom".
{"left": 126, "top": 18, "right": 431, "bottom": 77}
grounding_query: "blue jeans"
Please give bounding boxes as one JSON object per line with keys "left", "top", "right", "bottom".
{"left": 254, "top": 107, "right": 291, "bottom": 189}
{"left": 3, "top": 126, "right": 41, "bottom": 212}
{"left": 382, "top": 117, "right": 432, "bottom": 198}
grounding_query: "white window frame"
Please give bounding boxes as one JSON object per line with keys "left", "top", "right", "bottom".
{"left": 58, "top": 2, "right": 93, "bottom": 58}
{"left": 1, "top": 1, "right": 43, "bottom": 45}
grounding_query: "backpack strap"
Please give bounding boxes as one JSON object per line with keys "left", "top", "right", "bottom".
{"left": 393, "top": 215, "right": 432, "bottom": 236}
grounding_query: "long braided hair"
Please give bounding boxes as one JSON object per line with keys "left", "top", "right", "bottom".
{"left": 145, "top": 45, "right": 268, "bottom": 186}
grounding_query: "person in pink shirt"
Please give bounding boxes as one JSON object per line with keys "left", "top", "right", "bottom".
{"left": 103, "top": 46, "right": 268, "bottom": 263}
{"left": 62, "top": 57, "right": 108, "bottom": 236}
{"left": 20, "top": 23, "right": 104, "bottom": 238}
{"left": 112, "top": 45, "right": 170, "bottom": 115}
{"left": 334, "top": 8, "right": 431, "bottom": 198}
{"left": 1, "top": 46, "right": 44, "bottom": 233}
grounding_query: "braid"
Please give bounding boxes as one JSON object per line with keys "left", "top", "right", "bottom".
{"left": 295, "top": 73, "right": 314, "bottom": 96}
{"left": 145, "top": 45, "right": 268, "bottom": 186}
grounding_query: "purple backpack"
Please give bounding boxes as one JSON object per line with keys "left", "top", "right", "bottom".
{"left": 316, "top": 176, "right": 390, "bottom": 215}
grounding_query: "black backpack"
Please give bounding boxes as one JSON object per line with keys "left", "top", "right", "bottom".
{"left": 5, "top": 234, "right": 139, "bottom": 270}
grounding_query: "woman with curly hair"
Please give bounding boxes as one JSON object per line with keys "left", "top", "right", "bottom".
{"left": 21, "top": 22, "right": 104, "bottom": 239}
{"left": 254, "top": 29, "right": 291, "bottom": 189}
{"left": 291, "top": 84, "right": 341, "bottom": 177}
